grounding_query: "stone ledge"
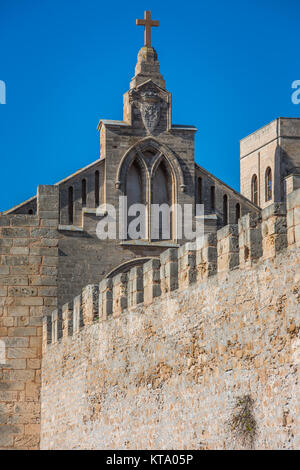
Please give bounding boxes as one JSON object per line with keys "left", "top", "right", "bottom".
{"left": 82, "top": 208, "right": 107, "bottom": 217}
{"left": 120, "top": 240, "right": 180, "bottom": 248}
{"left": 58, "top": 225, "right": 84, "bottom": 232}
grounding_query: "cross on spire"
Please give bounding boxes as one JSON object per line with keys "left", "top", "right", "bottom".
{"left": 136, "top": 11, "right": 159, "bottom": 48}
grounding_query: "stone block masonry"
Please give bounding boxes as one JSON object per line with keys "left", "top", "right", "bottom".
{"left": 40, "top": 189, "right": 300, "bottom": 450}
{"left": 0, "top": 186, "right": 59, "bottom": 450}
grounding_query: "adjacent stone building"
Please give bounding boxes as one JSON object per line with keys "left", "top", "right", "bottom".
{"left": 240, "top": 118, "right": 300, "bottom": 208}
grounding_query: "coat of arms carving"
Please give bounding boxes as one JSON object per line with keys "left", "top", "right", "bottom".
{"left": 129, "top": 88, "right": 164, "bottom": 133}
{"left": 139, "top": 91, "right": 161, "bottom": 133}
{"left": 129, "top": 83, "right": 169, "bottom": 134}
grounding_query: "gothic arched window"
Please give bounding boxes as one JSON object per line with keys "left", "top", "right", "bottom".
{"left": 251, "top": 174, "right": 258, "bottom": 205}
{"left": 265, "top": 167, "right": 272, "bottom": 202}
{"left": 223, "top": 194, "right": 228, "bottom": 226}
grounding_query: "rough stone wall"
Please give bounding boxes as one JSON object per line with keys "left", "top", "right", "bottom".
{"left": 0, "top": 186, "right": 59, "bottom": 449}
{"left": 40, "top": 189, "right": 300, "bottom": 450}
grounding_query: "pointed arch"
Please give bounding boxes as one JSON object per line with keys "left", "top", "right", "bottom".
{"left": 116, "top": 137, "right": 185, "bottom": 192}
{"left": 116, "top": 147, "right": 149, "bottom": 193}
{"left": 150, "top": 151, "right": 176, "bottom": 185}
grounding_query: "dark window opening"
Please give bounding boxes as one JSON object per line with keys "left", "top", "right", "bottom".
{"left": 251, "top": 174, "right": 258, "bottom": 205}
{"left": 95, "top": 171, "right": 100, "bottom": 207}
{"left": 210, "top": 186, "right": 215, "bottom": 211}
{"left": 68, "top": 187, "right": 73, "bottom": 225}
{"left": 223, "top": 194, "right": 228, "bottom": 226}
{"left": 265, "top": 167, "right": 272, "bottom": 202}
{"left": 151, "top": 161, "right": 172, "bottom": 241}
{"left": 126, "top": 160, "right": 144, "bottom": 240}
{"left": 197, "top": 177, "right": 202, "bottom": 204}
{"left": 235, "top": 203, "right": 241, "bottom": 224}
{"left": 82, "top": 179, "right": 87, "bottom": 207}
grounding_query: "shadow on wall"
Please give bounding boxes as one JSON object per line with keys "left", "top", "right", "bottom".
{"left": 105, "top": 257, "right": 157, "bottom": 278}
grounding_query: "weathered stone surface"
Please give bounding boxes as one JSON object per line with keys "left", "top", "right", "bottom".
{"left": 1, "top": 25, "right": 300, "bottom": 452}
{"left": 0, "top": 186, "right": 59, "bottom": 450}
{"left": 240, "top": 118, "right": 300, "bottom": 209}
{"left": 40, "top": 246, "right": 300, "bottom": 450}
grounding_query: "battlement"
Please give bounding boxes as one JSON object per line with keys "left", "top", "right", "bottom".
{"left": 43, "top": 188, "right": 300, "bottom": 349}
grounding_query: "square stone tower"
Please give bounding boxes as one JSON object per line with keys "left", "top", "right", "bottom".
{"left": 240, "top": 117, "right": 300, "bottom": 208}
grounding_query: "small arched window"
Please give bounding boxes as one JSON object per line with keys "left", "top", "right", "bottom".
{"left": 223, "top": 194, "right": 228, "bottom": 226}
{"left": 265, "top": 167, "right": 272, "bottom": 202}
{"left": 251, "top": 174, "right": 258, "bottom": 205}
{"left": 82, "top": 179, "right": 87, "bottom": 207}
{"left": 68, "top": 187, "right": 73, "bottom": 225}
{"left": 28, "top": 209, "right": 33, "bottom": 215}
{"left": 95, "top": 171, "right": 100, "bottom": 207}
{"left": 210, "top": 186, "right": 215, "bottom": 211}
{"left": 235, "top": 203, "right": 241, "bottom": 224}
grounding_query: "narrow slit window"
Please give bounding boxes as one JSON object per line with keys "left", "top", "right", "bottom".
{"left": 197, "top": 177, "right": 202, "bottom": 204}
{"left": 82, "top": 179, "right": 87, "bottom": 207}
{"left": 68, "top": 187, "right": 73, "bottom": 225}
{"left": 210, "top": 186, "right": 215, "bottom": 211}
{"left": 265, "top": 167, "right": 272, "bottom": 202}
{"left": 223, "top": 194, "right": 228, "bottom": 225}
{"left": 251, "top": 174, "right": 258, "bottom": 205}
{"left": 235, "top": 203, "right": 241, "bottom": 224}
{"left": 95, "top": 171, "right": 100, "bottom": 207}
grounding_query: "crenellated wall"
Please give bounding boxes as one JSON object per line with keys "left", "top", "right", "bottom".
{"left": 40, "top": 188, "right": 300, "bottom": 450}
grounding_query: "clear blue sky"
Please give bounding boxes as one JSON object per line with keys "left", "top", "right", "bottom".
{"left": 1, "top": 0, "right": 300, "bottom": 212}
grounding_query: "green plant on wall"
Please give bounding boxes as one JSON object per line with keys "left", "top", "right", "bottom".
{"left": 229, "top": 395, "right": 257, "bottom": 449}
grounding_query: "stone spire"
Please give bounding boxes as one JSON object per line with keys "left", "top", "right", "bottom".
{"left": 130, "top": 47, "right": 165, "bottom": 90}
{"left": 130, "top": 11, "right": 165, "bottom": 90}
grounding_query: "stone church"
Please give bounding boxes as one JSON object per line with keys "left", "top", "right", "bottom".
{"left": 2, "top": 11, "right": 274, "bottom": 308}
{"left": 0, "top": 11, "right": 300, "bottom": 450}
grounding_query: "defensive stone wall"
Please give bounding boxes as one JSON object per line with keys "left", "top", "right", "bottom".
{"left": 40, "top": 189, "right": 300, "bottom": 450}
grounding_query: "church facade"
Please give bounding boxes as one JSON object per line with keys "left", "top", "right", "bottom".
{"left": 0, "top": 11, "right": 300, "bottom": 450}
{"left": 3, "top": 17, "right": 263, "bottom": 308}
